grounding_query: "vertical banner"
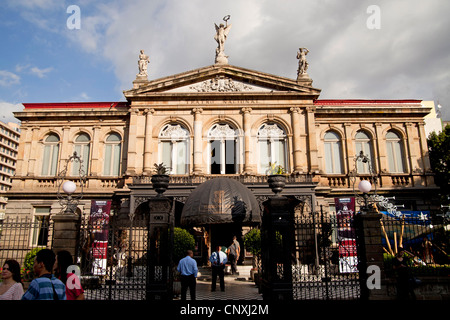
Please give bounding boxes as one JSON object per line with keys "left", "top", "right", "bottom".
{"left": 90, "top": 200, "right": 111, "bottom": 275}
{"left": 335, "top": 197, "right": 358, "bottom": 273}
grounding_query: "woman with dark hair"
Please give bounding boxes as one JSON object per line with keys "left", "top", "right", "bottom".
{"left": 54, "top": 250, "right": 85, "bottom": 300}
{"left": 0, "top": 259, "right": 24, "bottom": 300}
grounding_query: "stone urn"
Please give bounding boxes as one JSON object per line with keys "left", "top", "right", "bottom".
{"left": 267, "top": 174, "right": 286, "bottom": 195}
{"left": 151, "top": 174, "right": 170, "bottom": 196}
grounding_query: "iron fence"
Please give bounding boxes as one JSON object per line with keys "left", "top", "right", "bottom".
{"left": 76, "top": 211, "right": 149, "bottom": 300}
{"left": 0, "top": 216, "right": 53, "bottom": 281}
{"left": 293, "top": 212, "right": 360, "bottom": 300}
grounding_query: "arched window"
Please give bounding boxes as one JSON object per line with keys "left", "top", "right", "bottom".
{"left": 207, "top": 123, "right": 238, "bottom": 174}
{"left": 355, "top": 130, "right": 375, "bottom": 174}
{"left": 324, "top": 131, "right": 344, "bottom": 174}
{"left": 103, "top": 132, "right": 122, "bottom": 176}
{"left": 158, "top": 124, "right": 189, "bottom": 174}
{"left": 42, "top": 133, "right": 60, "bottom": 176}
{"left": 73, "top": 133, "right": 91, "bottom": 175}
{"left": 386, "top": 130, "right": 407, "bottom": 173}
{"left": 257, "top": 123, "right": 287, "bottom": 174}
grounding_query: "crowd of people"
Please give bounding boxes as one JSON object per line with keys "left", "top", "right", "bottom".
{"left": 0, "top": 249, "right": 84, "bottom": 300}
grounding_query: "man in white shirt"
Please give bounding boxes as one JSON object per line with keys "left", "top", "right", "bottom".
{"left": 209, "top": 246, "right": 228, "bottom": 292}
{"left": 177, "top": 250, "right": 198, "bottom": 300}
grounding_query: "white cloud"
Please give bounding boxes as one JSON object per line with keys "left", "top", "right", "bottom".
{"left": 30, "top": 66, "right": 53, "bottom": 78}
{"left": 0, "top": 71, "right": 20, "bottom": 86}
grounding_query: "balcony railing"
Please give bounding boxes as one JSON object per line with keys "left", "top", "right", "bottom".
{"left": 132, "top": 173, "right": 313, "bottom": 185}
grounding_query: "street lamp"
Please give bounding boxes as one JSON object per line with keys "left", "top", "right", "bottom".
{"left": 351, "top": 151, "right": 378, "bottom": 214}
{"left": 57, "top": 151, "right": 86, "bottom": 214}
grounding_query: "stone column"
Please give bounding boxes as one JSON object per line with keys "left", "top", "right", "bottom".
{"left": 143, "top": 108, "right": 155, "bottom": 174}
{"left": 354, "top": 210, "right": 389, "bottom": 300}
{"left": 242, "top": 107, "right": 253, "bottom": 174}
{"left": 404, "top": 122, "right": 414, "bottom": 174}
{"left": 192, "top": 108, "right": 203, "bottom": 174}
{"left": 28, "top": 127, "right": 40, "bottom": 175}
{"left": 290, "top": 107, "right": 302, "bottom": 173}
{"left": 126, "top": 108, "right": 139, "bottom": 175}
{"left": 305, "top": 106, "right": 319, "bottom": 173}
{"left": 51, "top": 213, "right": 80, "bottom": 258}
{"left": 90, "top": 125, "right": 101, "bottom": 176}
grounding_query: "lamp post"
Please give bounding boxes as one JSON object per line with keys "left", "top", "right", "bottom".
{"left": 351, "top": 151, "right": 378, "bottom": 214}
{"left": 57, "top": 151, "right": 86, "bottom": 215}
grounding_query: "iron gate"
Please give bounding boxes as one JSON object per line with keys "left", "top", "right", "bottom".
{"left": 293, "top": 210, "right": 361, "bottom": 300}
{"left": 77, "top": 210, "right": 149, "bottom": 300}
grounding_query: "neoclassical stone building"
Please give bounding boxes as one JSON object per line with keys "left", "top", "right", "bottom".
{"left": 6, "top": 58, "right": 438, "bottom": 257}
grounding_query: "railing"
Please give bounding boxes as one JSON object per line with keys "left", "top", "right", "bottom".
{"left": 0, "top": 216, "right": 54, "bottom": 282}
{"left": 132, "top": 173, "right": 313, "bottom": 185}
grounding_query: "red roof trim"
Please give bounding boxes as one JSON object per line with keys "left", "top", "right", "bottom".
{"left": 314, "top": 99, "right": 422, "bottom": 105}
{"left": 23, "top": 102, "right": 129, "bottom": 109}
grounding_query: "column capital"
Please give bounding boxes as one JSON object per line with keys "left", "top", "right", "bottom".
{"left": 241, "top": 107, "right": 252, "bottom": 114}
{"left": 192, "top": 107, "right": 203, "bottom": 114}
{"left": 144, "top": 108, "right": 155, "bottom": 115}
{"left": 289, "top": 107, "right": 301, "bottom": 113}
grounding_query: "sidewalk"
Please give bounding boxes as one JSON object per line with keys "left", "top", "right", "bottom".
{"left": 175, "top": 265, "right": 263, "bottom": 300}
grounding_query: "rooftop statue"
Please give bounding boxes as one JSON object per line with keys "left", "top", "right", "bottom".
{"left": 137, "top": 50, "right": 150, "bottom": 78}
{"left": 214, "top": 15, "right": 232, "bottom": 64}
{"left": 296, "top": 47, "right": 309, "bottom": 79}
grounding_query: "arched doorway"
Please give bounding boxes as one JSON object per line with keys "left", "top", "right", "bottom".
{"left": 180, "top": 178, "right": 261, "bottom": 264}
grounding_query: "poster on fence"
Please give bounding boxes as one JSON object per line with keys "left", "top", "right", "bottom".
{"left": 335, "top": 197, "right": 358, "bottom": 273}
{"left": 90, "top": 200, "right": 111, "bottom": 275}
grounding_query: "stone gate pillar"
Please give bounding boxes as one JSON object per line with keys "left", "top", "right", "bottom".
{"left": 146, "top": 196, "right": 174, "bottom": 300}
{"left": 354, "top": 210, "right": 389, "bottom": 300}
{"left": 261, "top": 195, "right": 300, "bottom": 300}
{"left": 52, "top": 213, "right": 80, "bottom": 258}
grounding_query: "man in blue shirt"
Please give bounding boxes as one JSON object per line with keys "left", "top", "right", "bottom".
{"left": 209, "top": 246, "right": 228, "bottom": 292}
{"left": 22, "top": 249, "right": 66, "bottom": 300}
{"left": 177, "top": 250, "right": 198, "bottom": 300}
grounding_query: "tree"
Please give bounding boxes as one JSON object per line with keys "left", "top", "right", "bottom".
{"left": 173, "top": 227, "right": 195, "bottom": 263}
{"left": 428, "top": 124, "right": 450, "bottom": 203}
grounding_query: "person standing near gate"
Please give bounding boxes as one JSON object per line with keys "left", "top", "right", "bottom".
{"left": 22, "top": 249, "right": 66, "bottom": 300}
{"left": 210, "top": 246, "right": 227, "bottom": 292}
{"left": 177, "top": 250, "right": 198, "bottom": 300}
{"left": 227, "top": 236, "right": 240, "bottom": 275}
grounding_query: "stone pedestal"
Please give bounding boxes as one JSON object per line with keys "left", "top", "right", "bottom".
{"left": 52, "top": 213, "right": 80, "bottom": 258}
{"left": 133, "top": 74, "right": 148, "bottom": 88}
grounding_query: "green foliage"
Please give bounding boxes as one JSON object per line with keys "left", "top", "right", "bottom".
{"left": 243, "top": 228, "right": 261, "bottom": 256}
{"left": 428, "top": 124, "right": 450, "bottom": 201}
{"left": 154, "top": 162, "right": 170, "bottom": 175}
{"left": 23, "top": 248, "right": 42, "bottom": 280}
{"left": 173, "top": 227, "right": 195, "bottom": 263}
{"left": 266, "top": 161, "right": 286, "bottom": 175}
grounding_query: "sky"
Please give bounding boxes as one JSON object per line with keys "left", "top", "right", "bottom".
{"left": 1, "top": 0, "right": 449, "bottom": 125}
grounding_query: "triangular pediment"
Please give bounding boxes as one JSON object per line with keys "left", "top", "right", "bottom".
{"left": 123, "top": 64, "right": 321, "bottom": 98}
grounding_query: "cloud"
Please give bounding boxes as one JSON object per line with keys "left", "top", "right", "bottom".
{"left": 30, "top": 66, "right": 53, "bottom": 78}
{"left": 0, "top": 101, "right": 23, "bottom": 124}
{"left": 6, "top": 0, "right": 450, "bottom": 120}
{"left": 0, "top": 71, "right": 20, "bottom": 86}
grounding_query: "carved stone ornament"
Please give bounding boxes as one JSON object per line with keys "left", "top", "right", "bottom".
{"left": 207, "top": 123, "right": 236, "bottom": 139}
{"left": 189, "top": 76, "right": 254, "bottom": 92}
{"left": 159, "top": 124, "right": 189, "bottom": 140}
{"left": 257, "top": 123, "right": 286, "bottom": 138}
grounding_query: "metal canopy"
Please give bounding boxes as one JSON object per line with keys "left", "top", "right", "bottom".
{"left": 180, "top": 178, "right": 261, "bottom": 226}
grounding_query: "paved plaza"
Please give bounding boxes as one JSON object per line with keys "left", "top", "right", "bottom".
{"left": 175, "top": 266, "right": 263, "bottom": 300}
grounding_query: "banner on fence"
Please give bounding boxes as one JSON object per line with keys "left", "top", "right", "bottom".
{"left": 90, "top": 200, "right": 111, "bottom": 275}
{"left": 335, "top": 197, "right": 358, "bottom": 273}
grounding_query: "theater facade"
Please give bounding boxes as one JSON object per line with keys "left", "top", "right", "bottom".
{"left": 6, "top": 56, "right": 439, "bottom": 263}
